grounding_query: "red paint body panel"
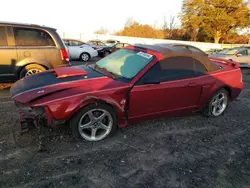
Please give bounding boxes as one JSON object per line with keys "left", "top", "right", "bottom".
{"left": 11, "top": 46, "right": 243, "bottom": 128}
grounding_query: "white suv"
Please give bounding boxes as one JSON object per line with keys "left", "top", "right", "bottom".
{"left": 63, "top": 39, "right": 98, "bottom": 62}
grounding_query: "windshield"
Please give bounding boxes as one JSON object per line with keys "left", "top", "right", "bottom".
{"left": 96, "top": 49, "right": 154, "bottom": 79}
{"left": 218, "top": 48, "right": 238, "bottom": 55}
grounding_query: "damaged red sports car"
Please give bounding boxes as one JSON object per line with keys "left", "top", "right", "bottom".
{"left": 10, "top": 44, "right": 243, "bottom": 141}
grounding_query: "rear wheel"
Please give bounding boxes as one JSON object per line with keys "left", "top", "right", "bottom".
{"left": 80, "top": 53, "right": 90, "bottom": 62}
{"left": 20, "top": 64, "right": 46, "bottom": 78}
{"left": 103, "top": 51, "right": 110, "bottom": 57}
{"left": 202, "top": 88, "right": 229, "bottom": 117}
{"left": 70, "top": 103, "right": 117, "bottom": 141}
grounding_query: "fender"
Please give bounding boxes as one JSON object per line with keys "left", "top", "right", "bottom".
{"left": 14, "top": 58, "right": 53, "bottom": 74}
{"left": 72, "top": 95, "right": 127, "bottom": 126}
{"left": 45, "top": 94, "right": 128, "bottom": 127}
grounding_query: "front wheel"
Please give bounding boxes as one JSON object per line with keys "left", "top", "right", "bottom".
{"left": 202, "top": 88, "right": 229, "bottom": 117}
{"left": 70, "top": 103, "right": 117, "bottom": 141}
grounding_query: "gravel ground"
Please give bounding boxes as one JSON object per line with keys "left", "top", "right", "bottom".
{"left": 0, "top": 69, "right": 250, "bottom": 188}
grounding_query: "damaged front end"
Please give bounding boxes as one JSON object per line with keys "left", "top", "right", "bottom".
{"left": 15, "top": 101, "right": 48, "bottom": 134}
{"left": 15, "top": 100, "right": 67, "bottom": 134}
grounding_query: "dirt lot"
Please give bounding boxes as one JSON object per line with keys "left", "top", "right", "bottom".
{"left": 0, "top": 69, "right": 250, "bottom": 188}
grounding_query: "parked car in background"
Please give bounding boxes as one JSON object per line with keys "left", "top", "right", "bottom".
{"left": 0, "top": 22, "right": 70, "bottom": 82}
{"left": 11, "top": 44, "right": 243, "bottom": 141}
{"left": 63, "top": 39, "right": 98, "bottom": 62}
{"left": 205, "top": 48, "right": 223, "bottom": 55}
{"left": 112, "top": 42, "right": 131, "bottom": 52}
{"left": 105, "top": 39, "right": 120, "bottom": 47}
{"left": 87, "top": 40, "right": 113, "bottom": 57}
{"left": 209, "top": 47, "right": 250, "bottom": 67}
{"left": 87, "top": 40, "right": 106, "bottom": 47}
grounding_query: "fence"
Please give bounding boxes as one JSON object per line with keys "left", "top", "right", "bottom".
{"left": 60, "top": 32, "right": 250, "bottom": 51}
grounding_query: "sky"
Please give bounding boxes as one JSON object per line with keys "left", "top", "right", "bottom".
{"left": 0, "top": 0, "right": 183, "bottom": 34}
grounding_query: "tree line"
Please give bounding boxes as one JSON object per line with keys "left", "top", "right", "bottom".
{"left": 95, "top": 0, "right": 250, "bottom": 44}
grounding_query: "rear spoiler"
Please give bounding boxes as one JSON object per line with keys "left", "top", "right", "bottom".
{"left": 209, "top": 57, "right": 239, "bottom": 68}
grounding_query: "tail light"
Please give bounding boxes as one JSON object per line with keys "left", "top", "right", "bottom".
{"left": 60, "top": 48, "right": 70, "bottom": 62}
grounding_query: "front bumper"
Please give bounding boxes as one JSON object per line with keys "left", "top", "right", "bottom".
{"left": 15, "top": 102, "right": 65, "bottom": 131}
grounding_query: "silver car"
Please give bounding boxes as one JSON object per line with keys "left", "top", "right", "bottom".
{"left": 209, "top": 47, "right": 250, "bottom": 68}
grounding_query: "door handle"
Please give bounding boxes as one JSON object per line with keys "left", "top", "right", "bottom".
{"left": 188, "top": 83, "right": 197, "bottom": 87}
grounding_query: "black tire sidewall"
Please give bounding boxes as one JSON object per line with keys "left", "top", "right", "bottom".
{"left": 20, "top": 64, "right": 46, "bottom": 79}
{"left": 70, "top": 103, "right": 117, "bottom": 141}
{"left": 104, "top": 51, "right": 110, "bottom": 57}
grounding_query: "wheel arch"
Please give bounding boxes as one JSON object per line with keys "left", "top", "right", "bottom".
{"left": 67, "top": 95, "right": 125, "bottom": 124}
{"left": 15, "top": 58, "right": 52, "bottom": 77}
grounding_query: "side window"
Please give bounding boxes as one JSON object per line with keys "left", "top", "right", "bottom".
{"left": 193, "top": 58, "right": 207, "bottom": 76}
{"left": 0, "top": 26, "right": 8, "bottom": 46}
{"left": 247, "top": 49, "right": 250, "bottom": 56}
{"left": 13, "top": 27, "right": 55, "bottom": 46}
{"left": 137, "top": 56, "right": 195, "bottom": 85}
{"left": 70, "top": 40, "right": 81, "bottom": 46}
{"left": 97, "top": 42, "right": 103, "bottom": 46}
{"left": 238, "top": 50, "right": 247, "bottom": 56}
{"left": 116, "top": 43, "right": 124, "bottom": 48}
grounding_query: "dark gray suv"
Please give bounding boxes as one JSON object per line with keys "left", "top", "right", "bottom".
{"left": 0, "top": 22, "right": 70, "bottom": 82}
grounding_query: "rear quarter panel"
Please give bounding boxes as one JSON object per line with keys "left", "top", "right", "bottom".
{"left": 198, "top": 63, "right": 243, "bottom": 109}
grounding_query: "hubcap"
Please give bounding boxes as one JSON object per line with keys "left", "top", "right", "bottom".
{"left": 78, "top": 109, "right": 113, "bottom": 141}
{"left": 25, "top": 69, "right": 42, "bottom": 76}
{"left": 210, "top": 92, "right": 228, "bottom": 116}
{"left": 81, "top": 54, "right": 89, "bottom": 61}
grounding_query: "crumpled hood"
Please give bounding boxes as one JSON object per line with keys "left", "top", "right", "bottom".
{"left": 10, "top": 65, "right": 116, "bottom": 104}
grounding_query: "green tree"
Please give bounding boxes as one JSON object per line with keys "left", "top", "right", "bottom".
{"left": 181, "top": 0, "right": 250, "bottom": 43}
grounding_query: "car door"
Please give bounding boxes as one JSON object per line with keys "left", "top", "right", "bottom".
{"left": 128, "top": 56, "right": 203, "bottom": 123}
{"left": 0, "top": 26, "right": 17, "bottom": 81}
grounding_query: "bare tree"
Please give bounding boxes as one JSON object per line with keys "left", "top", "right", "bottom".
{"left": 94, "top": 27, "right": 108, "bottom": 35}
{"left": 162, "top": 15, "right": 176, "bottom": 39}
{"left": 125, "top": 17, "right": 138, "bottom": 27}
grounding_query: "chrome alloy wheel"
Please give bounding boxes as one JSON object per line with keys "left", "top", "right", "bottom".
{"left": 81, "top": 53, "right": 89, "bottom": 61}
{"left": 25, "top": 69, "right": 42, "bottom": 76}
{"left": 78, "top": 109, "right": 113, "bottom": 141}
{"left": 210, "top": 92, "right": 228, "bottom": 116}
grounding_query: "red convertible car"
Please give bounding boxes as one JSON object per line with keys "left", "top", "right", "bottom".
{"left": 10, "top": 44, "right": 243, "bottom": 141}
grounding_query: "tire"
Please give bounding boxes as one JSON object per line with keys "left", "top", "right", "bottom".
{"left": 70, "top": 103, "right": 117, "bottom": 141}
{"left": 20, "top": 64, "right": 46, "bottom": 79}
{"left": 102, "top": 51, "right": 110, "bottom": 57}
{"left": 80, "top": 53, "right": 90, "bottom": 62}
{"left": 201, "top": 88, "right": 229, "bottom": 117}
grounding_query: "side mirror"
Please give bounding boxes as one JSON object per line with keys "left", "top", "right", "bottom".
{"left": 236, "top": 53, "right": 242, "bottom": 57}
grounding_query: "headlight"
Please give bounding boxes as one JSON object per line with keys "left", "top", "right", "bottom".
{"left": 97, "top": 48, "right": 103, "bottom": 51}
